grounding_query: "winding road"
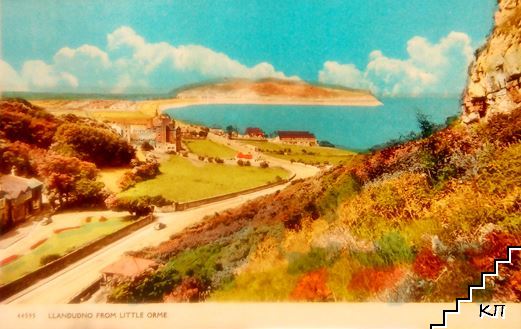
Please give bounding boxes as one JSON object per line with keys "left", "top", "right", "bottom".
{"left": 3, "top": 182, "right": 297, "bottom": 304}
{"left": 2, "top": 135, "right": 320, "bottom": 304}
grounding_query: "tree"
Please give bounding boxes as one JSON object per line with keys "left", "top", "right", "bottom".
{"left": 52, "top": 123, "right": 135, "bottom": 167}
{"left": 225, "top": 125, "right": 238, "bottom": 139}
{"left": 416, "top": 112, "right": 437, "bottom": 139}
{"left": 0, "top": 99, "right": 58, "bottom": 148}
{"left": 37, "top": 152, "right": 103, "bottom": 208}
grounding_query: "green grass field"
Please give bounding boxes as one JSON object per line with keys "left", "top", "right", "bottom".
{"left": 241, "top": 141, "right": 356, "bottom": 165}
{"left": 118, "top": 155, "right": 290, "bottom": 202}
{"left": 0, "top": 216, "right": 131, "bottom": 284}
{"left": 184, "top": 139, "right": 237, "bottom": 158}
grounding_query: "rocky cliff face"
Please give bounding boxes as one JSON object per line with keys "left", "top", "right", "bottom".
{"left": 462, "top": 0, "right": 521, "bottom": 124}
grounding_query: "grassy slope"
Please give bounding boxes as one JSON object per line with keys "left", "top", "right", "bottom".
{"left": 185, "top": 140, "right": 237, "bottom": 159}
{"left": 118, "top": 155, "right": 290, "bottom": 202}
{"left": 0, "top": 216, "right": 130, "bottom": 284}
{"left": 241, "top": 140, "right": 356, "bottom": 165}
{"left": 109, "top": 107, "right": 521, "bottom": 303}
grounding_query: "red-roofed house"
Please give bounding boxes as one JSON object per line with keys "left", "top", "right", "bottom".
{"left": 275, "top": 130, "right": 317, "bottom": 146}
{"left": 0, "top": 169, "right": 44, "bottom": 231}
{"left": 244, "top": 127, "right": 266, "bottom": 139}
{"left": 101, "top": 255, "right": 159, "bottom": 284}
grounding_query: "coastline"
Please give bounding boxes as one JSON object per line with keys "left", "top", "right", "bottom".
{"left": 158, "top": 95, "right": 383, "bottom": 112}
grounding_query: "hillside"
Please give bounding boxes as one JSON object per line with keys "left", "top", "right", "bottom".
{"left": 106, "top": 3, "right": 521, "bottom": 303}
{"left": 173, "top": 78, "right": 382, "bottom": 106}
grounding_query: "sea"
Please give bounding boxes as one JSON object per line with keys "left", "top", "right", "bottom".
{"left": 165, "top": 97, "right": 461, "bottom": 151}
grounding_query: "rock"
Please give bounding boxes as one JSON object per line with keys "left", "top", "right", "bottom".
{"left": 462, "top": 112, "right": 480, "bottom": 124}
{"left": 462, "top": 1, "right": 521, "bottom": 119}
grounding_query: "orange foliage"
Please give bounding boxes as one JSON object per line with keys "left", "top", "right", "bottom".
{"left": 467, "top": 230, "right": 520, "bottom": 272}
{"left": 163, "top": 277, "right": 208, "bottom": 302}
{"left": 290, "top": 268, "right": 332, "bottom": 301}
{"left": 349, "top": 266, "right": 404, "bottom": 294}
{"left": 413, "top": 248, "right": 446, "bottom": 280}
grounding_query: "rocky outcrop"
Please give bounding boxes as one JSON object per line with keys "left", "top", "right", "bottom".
{"left": 462, "top": 0, "right": 521, "bottom": 123}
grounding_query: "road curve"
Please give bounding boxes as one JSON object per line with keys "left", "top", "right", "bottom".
{"left": 3, "top": 183, "right": 291, "bottom": 304}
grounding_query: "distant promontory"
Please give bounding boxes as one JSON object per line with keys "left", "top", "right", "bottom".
{"left": 172, "top": 78, "right": 382, "bottom": 107}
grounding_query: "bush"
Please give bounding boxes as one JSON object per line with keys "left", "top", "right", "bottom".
{"left": 215, "top": 157, "right": 224, "bottom": 164}
{"left": 105, "top": 195, "right": 153, "bottom": 217}
{"left": 375, "top": 232, "right": 414, "bottom": 265}
{"left": 290, "top": 268, "right": 332, "bottom": 301}
{"left": 260, "top": 161, "right": 269, "bottom": 168}
{"left": 245, "top": 161, "right": 251, "bottom": 166}
{"left": 413, "top": 248, "right": 446, "bottom": 280}
{"left": 237, "top": 159, "right": 244, "bottom": 166}
{"left": 140, "top": 141, "right": 154, "bottom": 151}
{"left": 40, "top": 254, "right": 61, "bottom": 266}
{"left": 287, "top": 248, "right": 338, "bottom": 275}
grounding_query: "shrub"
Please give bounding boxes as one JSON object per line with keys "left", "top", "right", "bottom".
{"left": 245, "top": 161, "right": 251, "bottom": 166}
{"left": 348, "top": 266, "right": 405, "bottom": 295}
{"left": 140, "top": 141, "right": 154, "bottom": 151}
{"left": 413, "top": 248, "right": 446, "bottom": 280}
{"left": 198, "top": 155, "right": 205, "bottom": 161}
{"left": 287, "top": 248, "right": 338, "bottom": 275}
{"left": 40, "top": 254, "right": 61, "bottom": 266}
{"left": 290, "top": 268, "right": 332, "bottom": 301}
{"left": 99, "top": 216, "right": 108, "bottom": 222}
{"left": 163, "top": 277, "right": 210, "bottom": 302}
{"left": 237, "top": 159, "right": 244, "bottom": 166}
{"left": 375, "top": 232, "right": 414, "bottom": 265}
{"left": 260, "top": 161, "right": 269, "bottom": 168}
{"left": 105, "top": 195, "right": 153, "bottom": 217}
{"left": 215, "top": 157, "right": 224, "bottom": 164}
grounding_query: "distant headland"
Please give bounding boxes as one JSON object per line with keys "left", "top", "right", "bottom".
{"left": 171, "top": 78, "right": 382, "bottom": 107}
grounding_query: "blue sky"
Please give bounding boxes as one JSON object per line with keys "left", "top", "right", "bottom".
{"left": 1, "top": 0, "right": 496, "bottom": 96}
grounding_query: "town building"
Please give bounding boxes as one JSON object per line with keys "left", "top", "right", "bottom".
{"left": 101, "top": 255, "right": 159, "bottom": 285}
{"left": 110, "top": 114, "right": 183, "bottom": 151}
{"left": 244, "top": 127, "right": 266, "bottom": 139}
{"left": 0, "top": 168, "right": 44, "bottom": 231}
{"left": 274, "top": 130, "right": 318, "bottom": 146}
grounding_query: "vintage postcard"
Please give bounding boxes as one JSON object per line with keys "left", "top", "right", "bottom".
{"left": 0, "top": 0, "right": 520, "bottom": 328}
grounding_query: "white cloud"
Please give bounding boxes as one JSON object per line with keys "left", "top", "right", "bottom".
{"left": 318, "top": 61, "right": 370, "bottom": 89}
{"left": 2, "top": 26, "right": 297, "bottom": 93}
{"left": 107, "top": 26, "right": 298, "bottom": 81}
{"left": 21, "top": 60, "right": 78, "bottom": 90}
{"left": 0, "top": 60, "right": 27, "bottom": 92}
{"left": 319, "top": 31, "right": 474, "bottom": 97}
